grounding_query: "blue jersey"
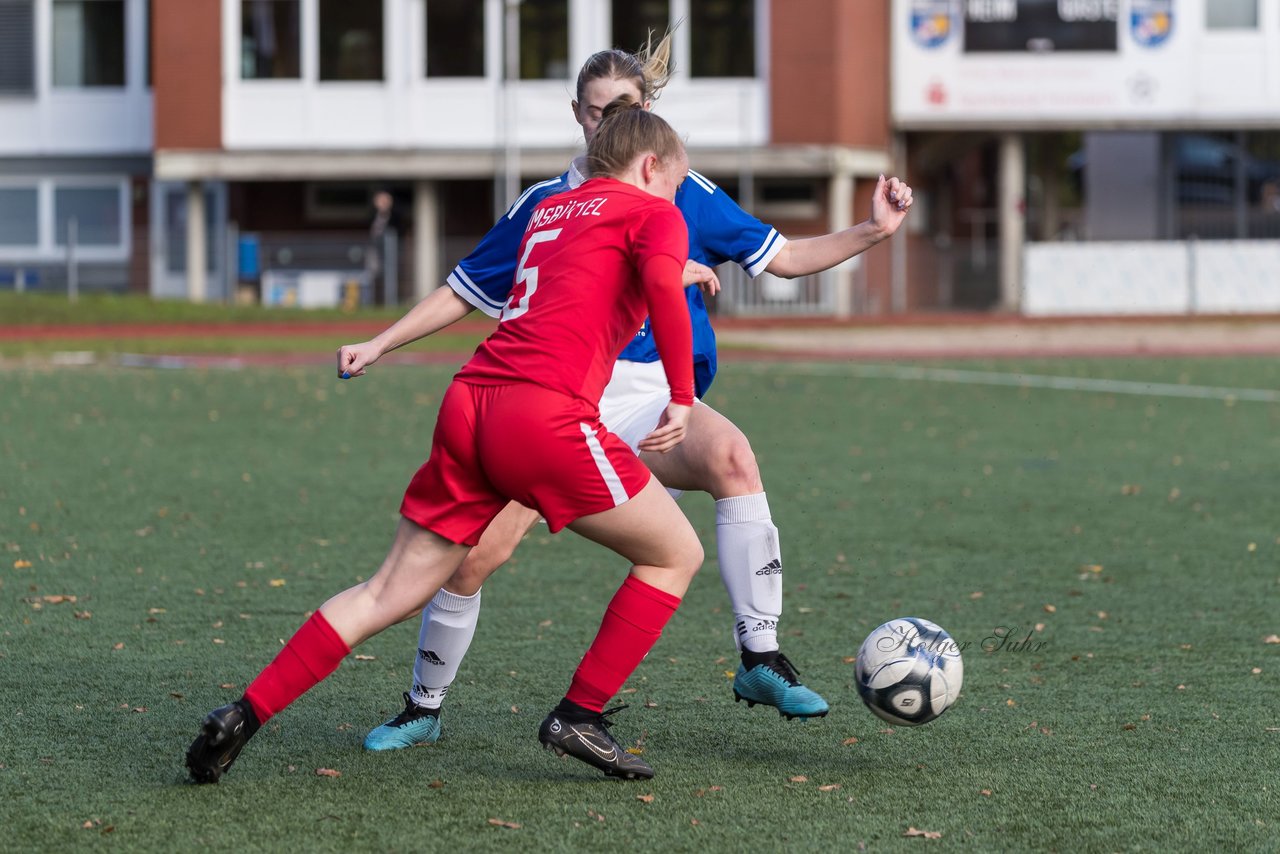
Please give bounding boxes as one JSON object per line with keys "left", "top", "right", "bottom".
{"left": 447, "top": 162, "right": 786, "bottom": 397}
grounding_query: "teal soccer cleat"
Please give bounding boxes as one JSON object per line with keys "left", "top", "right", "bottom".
{"left": 732, "top": 652, "right": 830, "bottom": 720}
{"left": 363, "top": 693, "right": 442, "bottom": 751}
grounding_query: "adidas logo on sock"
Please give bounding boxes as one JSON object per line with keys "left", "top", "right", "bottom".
{"left": 755, "top": 559, "right": 783, "bottom": 576}
{"left": 418, "top": 649, "right": 446, "bottom": 666}
{"left": 413, "top": 683, "right": 448, "bottom": 701}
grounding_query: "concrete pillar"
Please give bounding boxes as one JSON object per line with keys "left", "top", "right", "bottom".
{"left": 998, "top": 133, "right": 1025, "bottom": 312}
{"left": 829, "top": 168, "right": 855, "bottom": 318}
{"left": 186, "top": 180, "right": 207, "bottom": 303}
{"left": 891, "top": 133, "right": 909, "bottom": 314}
{"left": 413, "top": 179, "right": 440, "bottom": 300}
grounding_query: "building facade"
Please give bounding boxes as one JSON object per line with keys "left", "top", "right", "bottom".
{"left": 1, "top": 0, "right": 900, "bottom": 314}
{"left": 5, "top": 0, "right": 1278, "bottom": 316}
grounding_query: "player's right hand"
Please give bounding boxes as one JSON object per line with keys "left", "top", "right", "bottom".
{"left": 683, "top": 260, "right": 720, "bottom": 297}
{"left": 638, "top": 402, "right": 692, "bottom": 453}
{"left": 336, "top": 341, "right": 381, "bottom": 378}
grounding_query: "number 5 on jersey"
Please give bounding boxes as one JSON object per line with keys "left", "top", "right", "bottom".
{"left": 502, "top": 228, "right": 562, "bottom": 322}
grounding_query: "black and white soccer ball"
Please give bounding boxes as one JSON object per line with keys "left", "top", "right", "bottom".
{"left": 855, "top": 617, "right": 963, "bottom": 726}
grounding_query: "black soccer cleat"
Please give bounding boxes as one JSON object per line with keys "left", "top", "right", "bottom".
{"left": 185, "top": 698, "right": 260, "bottom": 784}
{"left": 538, "top": 704, "right": 654, "bottom": 780}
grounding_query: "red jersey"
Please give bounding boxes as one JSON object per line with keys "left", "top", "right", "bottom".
{"left": 456, "top": 178, "right": 694, "bottom": 407}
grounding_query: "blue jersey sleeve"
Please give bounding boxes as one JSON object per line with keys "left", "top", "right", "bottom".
{"left": 681, "top": 170, "right": 787, "bottom": 277}
{"left": 447, "top": 175, "right": 571, "bottom": 318}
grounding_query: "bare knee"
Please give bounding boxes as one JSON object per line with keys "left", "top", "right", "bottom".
{"left": 704, "top": 434, "right": 763, "bottom": 498}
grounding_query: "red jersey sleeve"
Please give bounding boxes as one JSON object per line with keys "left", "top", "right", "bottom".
{"left": 632, "top": 204, "right": 694, "bottom": 406}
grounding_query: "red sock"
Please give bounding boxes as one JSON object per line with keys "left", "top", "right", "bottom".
{"left": 565, "top": 575, "right": 682, "bottom": 712}
{"left": 242, "top": 611, "right": 350, "bottom": 724}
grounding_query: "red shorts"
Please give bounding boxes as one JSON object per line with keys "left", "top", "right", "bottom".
{"left": 400, "top": 381, "right": 652, "bottom": 545}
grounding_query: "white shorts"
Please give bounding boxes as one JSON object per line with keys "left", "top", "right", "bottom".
{"left": 599, "top": 359, "right": 697, "bottom": 500}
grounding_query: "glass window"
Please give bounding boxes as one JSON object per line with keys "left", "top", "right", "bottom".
{"left": 519, "top": 0, "right": 568, "bottom": 79}
{"left": 241, "top": 0, "right": 300, "bottom": 79}
{"left": 0, "top": 187, "right": 39, "bottom": 246}
{"left": 319, "top": 0, "right": 383, "bottom": 81}
{"left": 0, "top": 0, "right": 35, "bottom": 94}
{"left": 612, "top": 0, "right": 668, "bottom": 53}
{"left": 426, "top": 0, "right": 485, "bottom": 77}
{"left": 1207, "top": 0, "right": 1258, "bottom": 29}
{"left": 55, "top": 186, "right": 122, "bottom": 247}
{"left": 51, "top": 0, "right": 125, "bottom": 87}
{"left": 691, "top": 0, "right": 754, "bottom": 78}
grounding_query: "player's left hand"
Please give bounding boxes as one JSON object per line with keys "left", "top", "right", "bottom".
{"left": 870, "top": 174, "right": 913, "bottom": 239}
{"left": 683, "top": 260, "right": 720, "bottom": 297}
{"left": 638, "top": 402, "right": 692, "bottom": 453}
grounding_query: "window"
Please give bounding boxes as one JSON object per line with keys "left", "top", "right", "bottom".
{"left": 241, "top": 0, "right": 300, "bottom": 79}
{"left": 426, "top": 0, "right": 484, "bottom": 77}
{"left": 0, "top": 187, "right": 39, "bottom": 247}
{"left": 520, "top": 0, "right": 568, "bottom": 79}
{"left": 55, "top": 186, "right": 122, "bottom": 247}
{"left": 1207, "top": 0, "right": 1258, "bottom": 29}
{"left": 0, "top": 0, "right": 35, "bottom": 94}
{"left": 612, "top": 0, "right": 668, "bottom": 54}
{"left": 691, "top": 0, "right": 754, "bottom": 77}
{"left": 319, "top": 0, "right": 383, "bottom": 81}
{"left": 51, "top": 0, "right": 125, "bottom": 87}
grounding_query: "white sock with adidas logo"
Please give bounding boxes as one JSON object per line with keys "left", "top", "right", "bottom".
{"left": 715, "top": 493, "right": 782, "bottom": 654}
{"left": 408, "top": 587, "right": 482, "bottom": 710}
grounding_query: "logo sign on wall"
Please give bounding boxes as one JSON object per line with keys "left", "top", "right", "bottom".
{"left": 1131, "top": 0, "right": 1173, "bottom": 48}
{"left": 910, "top": 0, "right": 955, "bottom": 49}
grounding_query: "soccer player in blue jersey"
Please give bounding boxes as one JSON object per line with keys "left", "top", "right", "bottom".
{"left": 340, "top": 33, "right": 914, "bottom": 750}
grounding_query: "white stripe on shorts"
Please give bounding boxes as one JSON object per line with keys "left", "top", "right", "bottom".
{"left": 580, "top": 422, "right": 630, "bottom": 506}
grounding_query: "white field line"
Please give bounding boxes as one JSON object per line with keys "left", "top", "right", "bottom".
{"left": 744, "top": 362, "right": 1280, "bottom": 404}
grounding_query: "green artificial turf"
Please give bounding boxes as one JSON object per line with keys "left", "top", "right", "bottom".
{"left": 1, "top": 358, "right": 1277, "bottom": 851}
{"left": 0, "top": 292, "right": 407, "bottom": 326}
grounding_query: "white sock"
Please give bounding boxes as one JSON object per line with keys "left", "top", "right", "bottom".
{"left": 408, "top": 587, "right": 482, "bottom": 710}
{"left": 715, "top": 493, "right": 782, "bottom": 654}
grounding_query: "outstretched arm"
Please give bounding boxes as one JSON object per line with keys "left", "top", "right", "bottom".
{"left": 336, "top": 286, "right": 475, "bottom": 378}
{"left": 765, "top": 175, "right": 913, "bottom": 279}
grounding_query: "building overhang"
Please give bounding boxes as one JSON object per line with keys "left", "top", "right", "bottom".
{"left": 154, "top": 146, "right": 892, "bottom": 183}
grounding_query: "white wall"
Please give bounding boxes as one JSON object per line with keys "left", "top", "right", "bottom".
{"left": 0, "top": 0, "right": 153, "bottom": 156}
{"left": 221, "top": 0, "right": 769, "bottom": 151}
{"left": 1023, "top": 241, "right": 1280, "bottom": 315}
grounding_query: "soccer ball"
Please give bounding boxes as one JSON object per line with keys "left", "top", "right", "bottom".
{"left": 855, "top": 617, "right": 963, "bottom": 726}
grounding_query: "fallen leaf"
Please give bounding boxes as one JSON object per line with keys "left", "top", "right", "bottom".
{"left": 354, "top": 654, "right": 376, "bottom": 661}
{"left": 625, "top": 747, "right": 644, "bottom": 755}
{"left": 487, "top": 818, "right": 521, "bottom": 830}
{"left": 636, "top": 794, "right": 654, "bottom": 803}
{"left": 818, "top": 784, "right": 841, "bottom": 792}
{"left": 690, "top": 819, "right": 700, "bottom": 826}
{"left": 1251, "top": 668, "right": 1262, "bottom": 675}
{"left": 1043, "top": 604, "right": 1057, "bottom": 614}
{"left": 903, "top": 827, "right": 942, "bottom": 840}
{"left": 13, "top": 559, "right": 32, "bottom": 569}
{"left": 112, "top": 643, "right": 124, "bottom": 650}
{"left": 510, "top": 706, "right": 519, "bottom": 714}
{"left": 219, "top": 683, "right": 235, "bottom": 690}
{"left": 132, "top": 707, "right": 147, "bottom": 713}
{"left": 148, "top": 608, "right": 166, "bottom": 615}
{"left": 878, "top": 728, "right": 895, "bottom": 734}
{"left": 969, "top": 591, "right": 984, "bottom": 599}
{"left": 269, "top": 579, "right": 286, "bottom": 587}
{"left": 1122, "top": 723, "right": 1136, "bottom": 731}
{"left": 789, "top": 775, "right": 808, "bottom": 783}
{"left": 708, "top": 786, "right": 723, "bottom": 792}
{"left": 315, "top": 768, "right": 341, "bottom": 778}
{"left": 43, "top": 595, "right": 77, "bottom": 604}
{"left": 74, "top": 610, "right": 92, "bottom": 620}
{"left": 428, "top": 779, "right": 444, "bottom": 789}
{"left": 842, "top": 737, "right": 860, "bottom": 745}
{"left": 1264, "top": 635, "right": 1280, "bottom": 645}
{"left": 169, "top": 692, "right": 184, "bottom": 699}
{"left": 538, "top": 619, "right": 552, "bottom": 627}
{"left": 842, "top": 656, "right": 857, "bottom": 664}
{"left": 980, "top": 789, "right": 992, "bottom": 797}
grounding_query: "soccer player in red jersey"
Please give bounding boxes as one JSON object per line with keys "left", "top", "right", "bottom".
{"left": 186, "top": 100, "right": 698, "bottom": 783}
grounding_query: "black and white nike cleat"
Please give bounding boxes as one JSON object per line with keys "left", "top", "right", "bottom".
{"left": 185, "top": 698, "right": 260, "bottom": 784}
{"left": 538, "top": 704, "right": 653, "bottom": 780}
